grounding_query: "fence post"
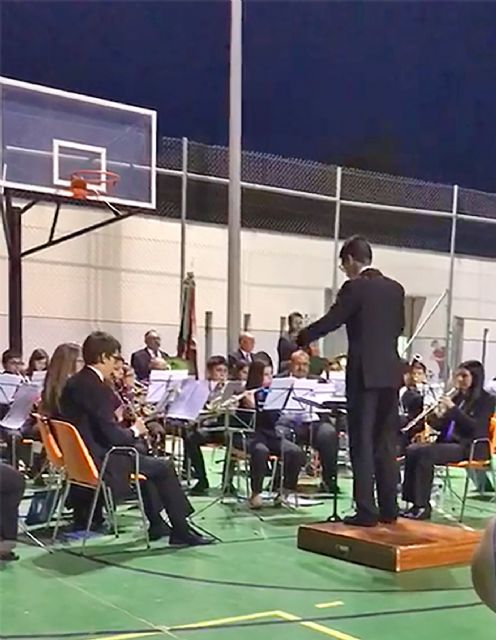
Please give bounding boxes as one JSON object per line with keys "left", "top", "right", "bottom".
{"left": 205, "top": 311, "right": 213, "bottom": 365}
{"left": 331, "top": 166, "right": 342, "bottom": 303}
{"left": 180, "top": 136, "right": 188, "bottom": 310}
{"left": 243, "top": 313, "right": 251, "bottom": 332}
{"left": 445, "top": 184, "right": 459, "bottom": 382}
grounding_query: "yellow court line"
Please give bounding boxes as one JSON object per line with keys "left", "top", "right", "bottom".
{"left": 315, "top": 601, "right": 345, "bottom": 609}
{"left": 169, "top": 610, "right": 282, "bottom": 630}
{"left": 170, "top": 608, "right": 360, "bottom": 640}
{"left": 90, "top": 633, "right": 158, "bottom": 640}
{"left": 276, "top": 610, "right": 360, "bottom": 640}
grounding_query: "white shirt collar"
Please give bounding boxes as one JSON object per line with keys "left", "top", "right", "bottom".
{"left": 88, "top": 366, "right": 104, "bottom": 382}
{"left": 359, "top": 265, "right": 376, "bottom": 274}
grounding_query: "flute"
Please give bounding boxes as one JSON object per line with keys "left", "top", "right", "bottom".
{"left": 401, "top": 387, "right": 457, "bottom": 434}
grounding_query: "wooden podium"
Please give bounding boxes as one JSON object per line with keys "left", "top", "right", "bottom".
{"left": 297, "top": 518, "right": 481, "bottom": 572}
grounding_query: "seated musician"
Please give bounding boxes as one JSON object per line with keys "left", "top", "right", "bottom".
{"left": 60, "top": 331, "right": 212, "bottom": 546}
{"left": 130, "top": 330, "right": 169, "bottom": 382}
{"left": 0, "top": 462, "right": 25, "bottom": 562}
{"left": 182, "top": 355, "right": 229, "bottom": 495}
{"left": 245, "top": 360, "right": 305, "bottom": 509}
{"left": 231, "top": 359, "right": 250, "bottom": 383}
{"left": 277, "top": 350, "right": 340, "bottom": 493}
{"left": 26, "top": 349, "right": 49, "bottom": 379}
{"left": 402, "top": 360, "right": 495, "bottom": 521}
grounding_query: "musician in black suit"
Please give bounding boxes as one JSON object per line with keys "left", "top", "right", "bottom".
{"left": 277, "top": 312, "right": 304, "bottom": 373}
{"left": 402, "top": 360, "right": 495, "bottom": 520}
{"left": 130, "top": 330, "right": 169, "bottom": 381}
{"left": 227, "top": 333, "right": 255, "bottom": 375}
{"left": 60, "top": 331, "right": 212, "bottom": 546}
{"left": 298, "top": 236, "right": 405, "bottom": 526}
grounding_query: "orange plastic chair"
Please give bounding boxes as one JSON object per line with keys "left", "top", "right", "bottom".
{"left": 442, "top": 414, "right": 496, "bottom": 522}
{"left": 34, "top": 414, "right": 63, "bottom": 471}
{"left": 49, "top": 419, "right": 149, "bottom": 552}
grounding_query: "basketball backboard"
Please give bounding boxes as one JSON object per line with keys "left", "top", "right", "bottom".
{"left": 0, "top": 76, "right": 156, "bottom": 209}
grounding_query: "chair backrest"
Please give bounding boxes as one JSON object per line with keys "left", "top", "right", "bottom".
{"left": 34, "top": 413, "right": 64, "bottom": 470}
{"left": 490, "top": 414, "right": 496, "bottom": 454}
{"left": 49, "top": 419, "right": 99, "bottom": 487}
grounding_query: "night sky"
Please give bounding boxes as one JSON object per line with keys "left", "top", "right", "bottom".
{"left": 2, "top": 1, "right": 496, "bottom": 191}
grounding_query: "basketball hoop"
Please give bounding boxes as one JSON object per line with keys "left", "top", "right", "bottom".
{"left": 69, "top": 170, "right": 120, "bottom": 200}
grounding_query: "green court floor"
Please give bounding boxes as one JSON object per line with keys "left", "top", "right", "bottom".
{"left": 1, "top": 473, "right": 495, "bottom": 640}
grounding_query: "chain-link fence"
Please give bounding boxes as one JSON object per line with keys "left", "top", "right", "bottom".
{"left": 157, "top": 137, "right": 496, "bottom": 378}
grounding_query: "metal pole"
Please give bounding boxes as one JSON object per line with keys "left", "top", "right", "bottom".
{"left": 331, "top": 166, "right": 342, "bottom": 302}
{"left": 445, "top": 184, "right": 459, "bottom": 381}
{"left": 227, "top": 0, "right": 242, "bottom": 355}
{"left": 401, "top": 290, "right": 448, "bottom": 357}
{"left": 243, "top": 313, "right": 251, "bottom": 332}
{"left": 481, "top": 328, "right": 489, "bottom": 368}
{"left": 205, "top": 311, "right": 213, "bottom": 364}
{"left": 180, "top": 137, "right": 188, "bottom": 303}
{"left": 5, "top": 192, "right": 22, "bottom": 353}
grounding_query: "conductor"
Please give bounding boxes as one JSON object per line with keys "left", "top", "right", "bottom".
{"left": 297, "top": 236, "right": 405, "bottom": 526}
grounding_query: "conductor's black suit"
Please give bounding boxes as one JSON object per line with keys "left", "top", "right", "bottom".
{"left": 298, "top": 268, "right": 405, "bottom": 522}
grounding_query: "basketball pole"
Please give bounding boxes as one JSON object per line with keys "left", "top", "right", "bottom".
{"left": 227, "top": 0, "right": 242, "bottom": 354}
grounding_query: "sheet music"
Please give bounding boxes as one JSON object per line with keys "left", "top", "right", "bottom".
{"left": 167, "top": 379, "right": 210, "bottom": 421}
{"left": 284, "top": 378, "right": 320, "bottom": 412}
{"left": 0, "top": 383, "right": 40, "bottom": 430}
{"left": 263, "top": 378, "right": 294, "bottom": 411}
{"left": 31, "top": 371, "right": 47, "bottom": 390}
{"left": 326, "top": 371, "right": 346, "bottom": 398}
{"left": 146, "top": 370, "right": 188, "bottom": 404}
{"left": 0, "top": 373, "right": 23, "bottom": 404}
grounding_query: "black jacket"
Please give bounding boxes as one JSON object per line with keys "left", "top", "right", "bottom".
{"left": 130, "top": 348, "right": 168, "bottom": 381}
{"left": 298, "top": 268, "right": 405, "bottom": 390}
{"left": 59, "top": 367, "right": 137, "bottom": 464}
{"left": 432, "top": 390, "right": 495, "bottom": 452}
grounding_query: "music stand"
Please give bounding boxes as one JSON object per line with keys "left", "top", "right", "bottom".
{"left": 0, "top": 383, "right": 40, "bottom": 466}
{"left": 146, "top": 370, "right": 188, "bottom": 404}
{"left": 0, "top": 373, "right": 23, "bottom": 405}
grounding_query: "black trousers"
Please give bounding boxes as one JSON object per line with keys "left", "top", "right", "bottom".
{"left": 0, "top": 463, "right": 25, "bottom": 541}
{"left": 135, "top": 455, "right": 193, "bottom": 532}
{"left": 249, "top": 434, "right": 305, "bottom": 494}
{"left": 73, "top": 455, "right": 193, "bottom": 534}
{"left": 183, "top": 427, "right": 225, "bottom": 485}
{"left": 402, "top": 442, "right": 466, "bottom": 507}
{"left": 293, "top": 421, "right": 339, "bottom": 486}
{"left": 347, "top": 387, "right": 399, "bottom": 520}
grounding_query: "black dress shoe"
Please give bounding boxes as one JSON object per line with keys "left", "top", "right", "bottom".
{"left": 148, "top": 520, "right": 172, "bottom": 541}
{"left": 169, "top": 528, "right": 214, "bottom": 547}
{"left": 0, "top": 551, "right": 19, "bottom": 562}
{"left": 403, "top": 505, "right": 431, "bottom": 521}
{"left": 189, "top": 481, "right": 209, "bottom": 496}
{"left": 343, "top": 514, "right": 378, "bottom": 527}
{"left": 379, "top": 516, "right": 398, "bottom": 524}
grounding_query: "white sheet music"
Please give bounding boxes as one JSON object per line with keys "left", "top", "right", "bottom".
{"left": 31, "top": 371, "right": 47, "bottom": 390}
{"left": 146, "top": 370, "right": 188, "bottom": 404}
{"left": 167, "top": 379, "right": 210, "bottom": 421}
{"left": 263, "top": 378, "right": 294, "bottom": 411}
{"left": 0, "top": 373, "right": 23, "bottom": 404}
{"left": 284, "top": 378, "right": 320, "bottom": 412}
{"left": 0, "top": 383, "right": 40, "bottom": 430}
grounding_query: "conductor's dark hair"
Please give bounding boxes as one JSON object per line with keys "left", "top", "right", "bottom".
{"left": 339, "top": 236, "right": 372, "bottom": 265}
{"left": 82, "top": 331, "right": 121, "bottom": 365}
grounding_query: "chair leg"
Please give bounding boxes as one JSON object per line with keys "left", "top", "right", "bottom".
{"left": 134, "top": 479, "right": 150, "bottom": 549}
{"left": 102, "top": 484, "right": 118, "bottom": 538}
{"left": 52, "top": 481, "right": 71, "bottom": 544}
{"left": 81, "top": 480, "right": 103, "bottom": 555}
{"left": 459, "top": 472, "right": 470, "bottom": 522}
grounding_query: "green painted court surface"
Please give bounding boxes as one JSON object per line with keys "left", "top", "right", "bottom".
{"left": 1, "top": 471, "right": 495, "bottom": 640}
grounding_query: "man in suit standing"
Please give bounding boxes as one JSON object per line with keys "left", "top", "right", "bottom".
{"left": 298, "top": 236, "right": 405, "bottom": 526}
{"left": 131, "top": 330, "right": 169, "bottom": 381}
{"left": 60, "top": 331, "right": 212, "bottom": 546}
{"left": 277, "top": 312, "right": 304, "bottom": 373}
{"left": 228, "top": 332, "right": 255, "bottom": 374}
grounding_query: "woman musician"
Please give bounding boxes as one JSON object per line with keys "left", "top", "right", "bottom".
{"left": 401, "top": 360, "right": 495, "bottom": 520}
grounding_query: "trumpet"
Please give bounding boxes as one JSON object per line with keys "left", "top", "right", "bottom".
{"left": 401, "top": 387, "right": 457, "bottom": 434}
